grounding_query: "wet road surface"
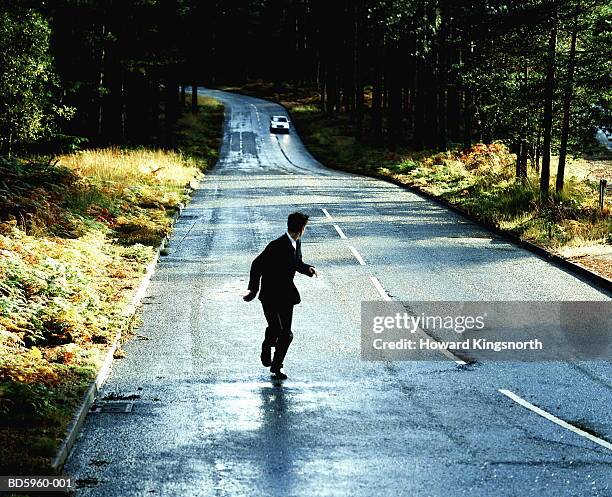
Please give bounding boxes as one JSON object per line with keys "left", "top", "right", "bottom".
{"left": 65, "top": 89, "right": 612, "bottom": 497}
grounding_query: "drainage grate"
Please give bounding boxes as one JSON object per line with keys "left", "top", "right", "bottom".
{"left": 91, "top": 401, "right": 134, "bottom": 413}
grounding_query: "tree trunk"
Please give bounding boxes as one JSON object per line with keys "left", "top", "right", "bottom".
{"left": 164, "top": 80, "right": 179, "bottom": 148}
{"left": 540, "top": 16, "right": 557, "bottom": 196}
{"left": 371, "top": 32, "right": 384, "bottom": 143}
{"left": 150, "top": 80, "right": 161, "bottom": 144}
{"left": 413, "top": 58, "right": 425, "bottom": 150}
{"left": 102, "top": 63, "right": 124, "bottom": 143}
{"left": 535, "top": 126, "right": 541, "bottom": 173}
{"left": 344, "top": 1, "right": 356, "bottom": 115}
{"left": 191, "top": 84, "right": 198, "bottom": 114}
{"left": 520, "top": 139, "right": 528, "bottom": 177}
{"left": 325, "top": 55, "right": 338, "bottom": 113}
{"left": 437, "top": 1, "right": 449, "bottom": 151}
{"left": 354, "top": 0, "right": 365, "bottom": 139}
{"left": 97, "top": 23, "right": 106, "bottom": 139}
{"left": 120, "top": 75, "right": 127, "bottom": 142}
{"left": 446, "top": 10, "right": 460, "bottom": 143}
{"left": 125, "top": 71, "right": 149, "bottom": 143}
{"left": 318, "top": 57, "right": 326, "bottom": 110}
{"left": 463, "top": 90, "right": 472, "bottom": 149}
{"left": 556, "top": 11, "right": 578, "bottom": 193}
{"left": 388, "top": 44, "right": 403, "bottom": 147}
{"left": 517, "top": 64, "right": 529, "bottom": 179}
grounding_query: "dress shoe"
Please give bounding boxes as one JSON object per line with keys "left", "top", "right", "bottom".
{"left": 270, "top": 367, "right": 288, "bottom": 380}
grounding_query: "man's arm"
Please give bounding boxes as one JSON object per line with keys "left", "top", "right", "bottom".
{"left": 295, "top": 241, "right": 318, "bottom": 277}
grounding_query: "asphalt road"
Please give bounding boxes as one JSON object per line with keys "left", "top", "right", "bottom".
{"left": 65, "top": 89, "right": 612, "bottom": 497}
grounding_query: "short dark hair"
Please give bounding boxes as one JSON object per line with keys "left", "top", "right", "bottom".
{"left": 287, "top": 212, "right": 309, "bottom": 232}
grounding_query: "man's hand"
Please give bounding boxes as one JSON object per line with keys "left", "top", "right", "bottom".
{"left": 243, "top": 290, "right": 256, "bottom": 302}
{"left": 309, "top": 267, "right": 319, "bottom": 278}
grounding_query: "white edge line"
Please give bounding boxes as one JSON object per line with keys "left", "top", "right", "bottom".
{"left": 348, "top": 245, "right": 366, "bottom": 266}
{"left": 499, "top": 389, "right": 612, "bottom": 451}
{"left": 333, "top": 224, "right": 347, "bottom": 239}
{"left": 368, "top": 276, "right": 466, "bottom": 365}
{"left": 321, "top": 208, "right": 334, "bottom": 221}
{"left": 412, "top": 326, "right": 467, "bottom": 365}
{"left": 369, "top": 276, "right": 392, "bottom": 302}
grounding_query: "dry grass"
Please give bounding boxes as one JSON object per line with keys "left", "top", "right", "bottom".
{"left": 197, "top": 95, "right": 223, "bottom": 108}
{"left": 551, "top": 155, "right": 612, "bottom": 182}
{"left": 559, "top": 244, "right": 612, "bottom": 258}
{"left": 58, "top": 147, "right": 201, "bottom": 189}
{"left": 0, "top": 97, "right": 224, "bottom": 473}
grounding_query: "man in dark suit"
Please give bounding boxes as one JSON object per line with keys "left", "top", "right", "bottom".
{"left": 243, "top": 212, "right": 318, "bottom": 380}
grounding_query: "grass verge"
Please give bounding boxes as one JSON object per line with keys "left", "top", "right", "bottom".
{"left": 222, "top": 82, "right": 612, "bottom": 280}
{"left": 0, "top": 97, "right": 223, "bottom": 473}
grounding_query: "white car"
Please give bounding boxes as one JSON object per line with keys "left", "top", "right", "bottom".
{"left": 270, "top": 115, "right": 290, "bottom": 134}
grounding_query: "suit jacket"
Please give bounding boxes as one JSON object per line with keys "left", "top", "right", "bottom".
{"left": 248, "top": 234, "right": 314, "bottom": 305}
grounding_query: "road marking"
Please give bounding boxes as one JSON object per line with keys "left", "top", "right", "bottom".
{"left": 349, "top": 245, "right": 366, "bottom": 265}
{"left": 251, "top": 104, "right": 261, "bottom": 126}
{"left": 412, "top": 326, "right": 467, "bottom": 365}
{"left": 333, "top": 224, "right": 347, "bottom": 239}
{"left": 321, "top": 208, "right": 334, "bottom": 221}
{"left": 499, "top": 389, "right": 612, "bottom": 451}
{"left": 370, "top": 276, "right": 392, "bottom": 302}
{"left": 320, "top": 206, "right": 465, "bottom": 365}
{"left": 369, "top": 277, "right": 467, "bottom": 365}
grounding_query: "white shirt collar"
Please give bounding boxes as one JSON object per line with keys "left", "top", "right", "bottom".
{"left": 286, "top": 231, "right": 296, "bottom": 249}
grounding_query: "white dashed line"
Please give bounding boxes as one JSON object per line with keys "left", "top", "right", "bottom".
{"left": 321, "top": 208, "right": 334, "bottom": 221}
{"left": 333, "top": 224, "right": 347, "bottom": 239}
{"left": 499, "top": 389, "right": 612, "bottom": 451}
{"left": 322, "top": 207, "right": 464, "bottom": 364}
{"left": 369, "top": 276, "right": 392, "bottom": 302}
{"left": 322, "top": 207, "right": 465, "bottom": 366}
{"left": 349, "top": 245, "right": 366, "bottom": 265}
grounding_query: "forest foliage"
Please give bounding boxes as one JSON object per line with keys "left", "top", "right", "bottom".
{"left": 270, "top": 85, "right": 611, "bottom": 257}
{"left": 1, "top": 1, "right": 610, "bottom": 194}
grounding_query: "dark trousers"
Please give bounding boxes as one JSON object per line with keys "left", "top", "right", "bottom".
{"left": 262, "top": 301, "right": 294, "bottom": 369}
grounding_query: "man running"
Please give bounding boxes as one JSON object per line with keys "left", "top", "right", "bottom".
{"left": 243, "top": 212, "right": 318, "bottom": 379}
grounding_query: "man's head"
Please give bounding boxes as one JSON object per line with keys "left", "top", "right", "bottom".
{"left": 287, "top": 211, "right": 309, "bottom": 239}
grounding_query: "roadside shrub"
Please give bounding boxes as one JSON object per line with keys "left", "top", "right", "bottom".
{"left": 0, "top": 96, "right": 222, "bottom": 474}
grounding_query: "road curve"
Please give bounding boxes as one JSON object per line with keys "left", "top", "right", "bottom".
{"left": 65, "top": 89, "right": 612, "bottom": 497}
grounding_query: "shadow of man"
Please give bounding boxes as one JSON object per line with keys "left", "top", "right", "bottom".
{"left": 256, "top": 382, "right": 298, "bottom": 494}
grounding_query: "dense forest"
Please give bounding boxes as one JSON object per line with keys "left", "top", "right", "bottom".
{"left": 1, "top": 0, "right": 610, "bottom": 193}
